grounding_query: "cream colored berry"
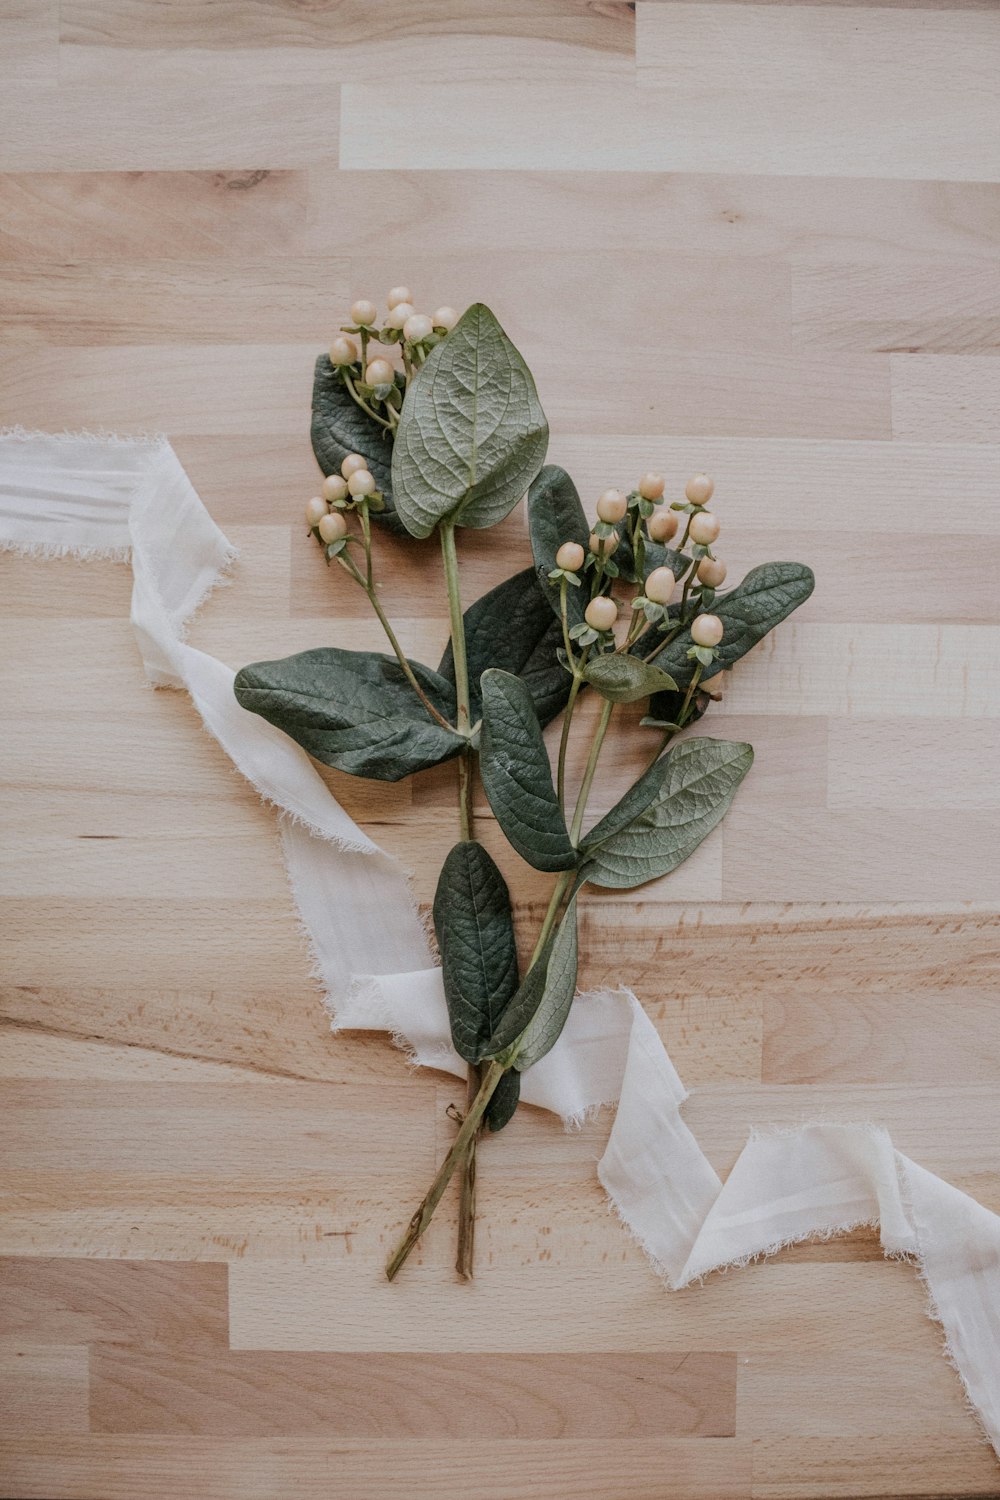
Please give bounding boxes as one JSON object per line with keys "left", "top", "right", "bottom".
{"left": 639, "top": 471, "right": 665, "bottom": 501}
{"left": 387, "top": 286, "right": 413, "bottom": 310}
{"left": 589, "top": 530, "right": 618, "bottom": 557}
{"left": 322, "top": 475, "right": 348, "bottom": 504}
{"left": 350, "top": 299, "right": 377, "bottom": 327}
{"left": 329, "top": 335, "right": 358, "bottom": 366}
{"left": 432, "top": 306, "right": 459, "bottom": 331}
{"left": 585, "top": 595, "right": 618, "bottom": 632}
{"left": 347, "top": 468, "right": 376, "bottom": 497}
{"left": 318, "top": 511, "right": 348, "bottom": 543}
{"left": 645, "top": 567, "right": 675, "bottom": 605}
{"left": 596, "top": 488, "right": 627, "bottom": 524}
{"left": 305, "top": 496, "right": 327, "bottom": 527}
{"left": 555, "top": 541, "right": 585, "bottom": 572}
{"left": 685, "top": 473, "right": 714, "bottom": 506}
{"left": 385, "top": 302, "right": 416, "bottom": 330}
{"left": 341, "top": 452, "right": 367, "bottom": 479}
{"left": 403, "top": 312, "right": 434, "bottom": 343}
{"left": 689, "top": 511, "right": 720, "bottom": 545}
{"left": 691, "top": 613, "right": 724, "bottom": 647}
{"left": 647, "top": 509, "right": 679, "bottom": 544}
{"left": 365, "top": 358, "right": 395, "bottom": 387}
{"left": 697, "top": 557, "right": 727, "bottom": 588}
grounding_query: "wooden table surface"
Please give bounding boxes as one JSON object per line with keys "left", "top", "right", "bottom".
{"left": 2, "top": 4, "right": 999, "bottom": 1498}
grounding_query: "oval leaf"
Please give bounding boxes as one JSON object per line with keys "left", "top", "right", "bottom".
{"left": 391, "top": 304, "right": 549, "bottom": 538}
{"left": 527, "top": 465, "right": 590, "bottom": 627}
{"left": 310, "top": 355, "right": 403, "bottom": 532}
{"left": 581, "top": 737, "right": 753, "bottom": 890}
{"left": 437, "top": 568, "right": 573, "bottom": 728}
{"left": 479, "top": 669, "right": 577, "bottom": 873}
{"left": 233, "top": 648, "right": 462, "bottom": 781}
{"left": 485, "top": 1067, "right": 521, "bottom": 1132}
{"left": 484, "top": 899, "right": 579, "bottom": 1070}
{"left": 434, "top": 842, "right": 520, "bottom": 1065}
{"left": 583, "top": 653, "right": 678, "bottom": 704}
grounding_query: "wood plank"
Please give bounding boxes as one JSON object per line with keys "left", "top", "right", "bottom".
{"left": 891, "top": 353, "right": 1000, "bottom": 442}
{"left": 752, "top": 1434, "right": 1000, "bottom": 1499}
{"left": 0, "top": 1258, "right": 228, "bottom": 1348}
{"left": 791, "top": 259, "right": 1000, "bottom": 354}
{"left": 0, "top": 1345, "right": 89, "bottom": 1434}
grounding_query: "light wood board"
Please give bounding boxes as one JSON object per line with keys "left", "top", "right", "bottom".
{"left": 1, "top": 3, "right": 999, "bottom": 1497}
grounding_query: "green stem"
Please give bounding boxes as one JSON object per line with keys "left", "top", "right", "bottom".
{"left": 441, "top": 523, "right": 470, "bottom": 737}
{"left": 556, "top": 674, "right": 582, "bottom": 812}
{"left": 530, "top": 869, "right": 574, "bottom": 967}
{"left": 342, "top": 370, "right": 393, "bottom": 432}
{"left": 569, "top": 698, "right": 614, "bottom": 845}
{"left": 386, "top": 1059, "right": 506, "bottom": 1282}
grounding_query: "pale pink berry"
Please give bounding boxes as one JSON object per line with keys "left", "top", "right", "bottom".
{"left": 596, "top": 488, "right": 627, "bottom": 524}
{"left": 347, "top": 469, "right": 376, "bottom": 497}
{"left": 639, "top": 471, "right": 665, "bottom": 500}
{"left": 341, "top": 453, "right": 368, "bottom": 479}
{"left": 647, "top": 509, "right": 679, "bottom": 544}
{"left": 318, "top": 511, "right": 348, "bottom": 543}
{"left": 689, "top": 511, "right": 720, "bottom": 546}
{"left": 555, "top": 541, "right": 585, "bottom": 572}
{"left": 432, "top": 306, "right": 459, "bottom": 331}
{"left": 329, "top": 335, "right": 358, "bottom": 366}
{"left": 386, "top": 286, "right": 413, "bottom": 310}
{"left": 322, "top": 474, "right": 349, "bottom": 504}
{"left": 697, "top": 557, "right": 727, "bottom": 588}
{"left": 350, "top": 300, "right": 377, "bottom": 327}
{"left": 589, "top": 530, "right": 618, "bottom": 557}
{"left": 403, "top": 313, "right": 434, "bottom": 343}
{"left": 691, "top": 613, "right": 724, "bottom": 647}
{"left": 365, "top": 358, "right": 395, "bottom": 387}
{"left": 685, "top": 473, "right": 715, "bottom": 506}
{"left": 645, "top": 566, "right": 675, "bottom": 605}
{"left": 585, "top": 596, "right": 618, "bottom": 632}
{"left": 385, "top": 302, "right": 416, "bottom": 330}
{"left": 305, "top": 496, "right": 327, "bottom": 527}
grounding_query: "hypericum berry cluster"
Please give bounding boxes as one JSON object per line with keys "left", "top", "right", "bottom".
{"left": 327, "top": 287, "right": 459, "bottom": 435}
{"left": 305, "top": 451, "right": 385, "bottom": 559}
{"left": 549, "top": 470, "right": 728, "bottom": 691}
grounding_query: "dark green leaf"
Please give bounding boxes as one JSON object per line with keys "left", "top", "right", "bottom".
{"left": 580, "top": 737, "right": 753, "bottom": 890}
{"left": 310, "top": 356, "right": 404, "bottom": 533}
{"left": 616, "top": 529, "right": 688, "bottom": 587}
{"left": 391, "top": 304, "right": 549, "bottom": 538}
{"left": 479, "top": 670, "right": 577, "bottom": 872}
{"left": 437, "top": 568, "right": 572, "bottom": 728}
{"left": 233, "top": 647, "right": 462, "bottom": 781}
{"left": 485, "top": 899, "right": 579, "bottom": 1069}
{"left": 433, "top": 842, "right": 520, "bottom": 1065}
{"left": 647, "top": 562, "right": 815, "bottom": 689}
{"left": 583, "top": 653, "right": 679, "bottom": 704}
{"left": 527, "top": 466, "right": 590, "bottom": 628}
{"left": 485, "top": 1067, "right": 521, "bottom": 1132}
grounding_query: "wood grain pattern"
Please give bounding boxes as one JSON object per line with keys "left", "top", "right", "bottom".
{"left": 1, "top": 1, "right": 998, "bottom": 1495}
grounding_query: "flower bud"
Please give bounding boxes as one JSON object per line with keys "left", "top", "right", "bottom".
{"left": 555, "top": 541, "right": 585, "bottom": 572}
{"left": 305, "top": 496, "right": 327, "bottom": 527}
{"left": 585, "top": 595, "right": 618, "bottom": 632}
{"left": 647, "top": 509, "right": 679, "bottom": 544}
{"left": 596, "top": 488, "right": 627, "bottom": 524}
{"left": 341, "top": 452, "right": 367, "bottom": 479}
{"left": 639, "top": 471, "right": 665, "bottom": 500}
{"left": 685, "top": 473, "right": 714, "bottom": 506}
{"left": 697, "top": 557, "right": 727, "bottom": 588}
{"left": 318, "top": 511, "right": 348, "bottom": 543}
{"left": 433, "top": 306, "right": 459, "bottom": 331}
{"left": 365, "top": 358, "right": 395, "bottom": 387}
{"left": 385, "top": 302, "right": 416, "bottom": 330}
{"left": 350, "top": 300, "right": 377, "bottom": 327}
{"left": 691, "top": 613, "right": 724, "bottom": 647}
{"left": 689, "top": 511, "right": 720, "bottom": 545}
{"left": 589, "top": 530, "right": 618, "bottom": 557}
{"left": 347, "top": 468, "right": 376, "bottom": 497}
{"left": 387, "top": 286, "right": 413, "bottom": 310}
{"left": 329, "top": 335, "right": 358, "bottom": 366}
{"left": 403, "top": 312, "right": 434, "bottom": 343}
{"left": 645, "top": 566, "right": 676, "bottom": 605}
{"left": 322, "top": 474, "right": 349, "bottom": 504}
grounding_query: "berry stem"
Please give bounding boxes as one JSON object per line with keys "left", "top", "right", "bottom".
{"left": 341, "top": 370, "right": 394, "bottom": 432}
{"left": 569, "top": 697, "right": 615, "bottom": 846}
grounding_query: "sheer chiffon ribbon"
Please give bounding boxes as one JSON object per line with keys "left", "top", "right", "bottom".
{"left": 3, "top": 430, "right": 998, "bottom": 1452}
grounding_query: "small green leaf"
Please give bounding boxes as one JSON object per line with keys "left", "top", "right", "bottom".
{"left": 433, "top": 842, "right": 520, "bottom": 1065}
{"left": 310, "top": 356, "right": 403, "bottom": 533}
{"left": 647, "top": 561, "right": 815, "bottom": 688}
{"left": 233, "top": 648, "right": 462, "bottom": 781}
{"left": 527, "top": 466, "right": 590, "bottom": 628}
{"left": 479, "top": 670, "right": 577, "bottom": 873}
{"left": 485, "top": 899, "right": 579, "bottom": 1069}
{"left": 391, "top": 304, "right": 549, "bottom": 538}
{"left": 583, "top": 653, "right": 679, "bottom": 704}
{"left": 580, "top": 737, "right": 753, "bottom": 890}
{"left": 485, "top": 1067, "right": 521, "bottom": 1132}
{"left": 437, "top": 568, "right": 572, "bottom": 728}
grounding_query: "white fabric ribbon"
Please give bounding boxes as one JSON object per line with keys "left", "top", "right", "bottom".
{"left": 3, "top": 429, "right": 999, "bottom": 1454}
